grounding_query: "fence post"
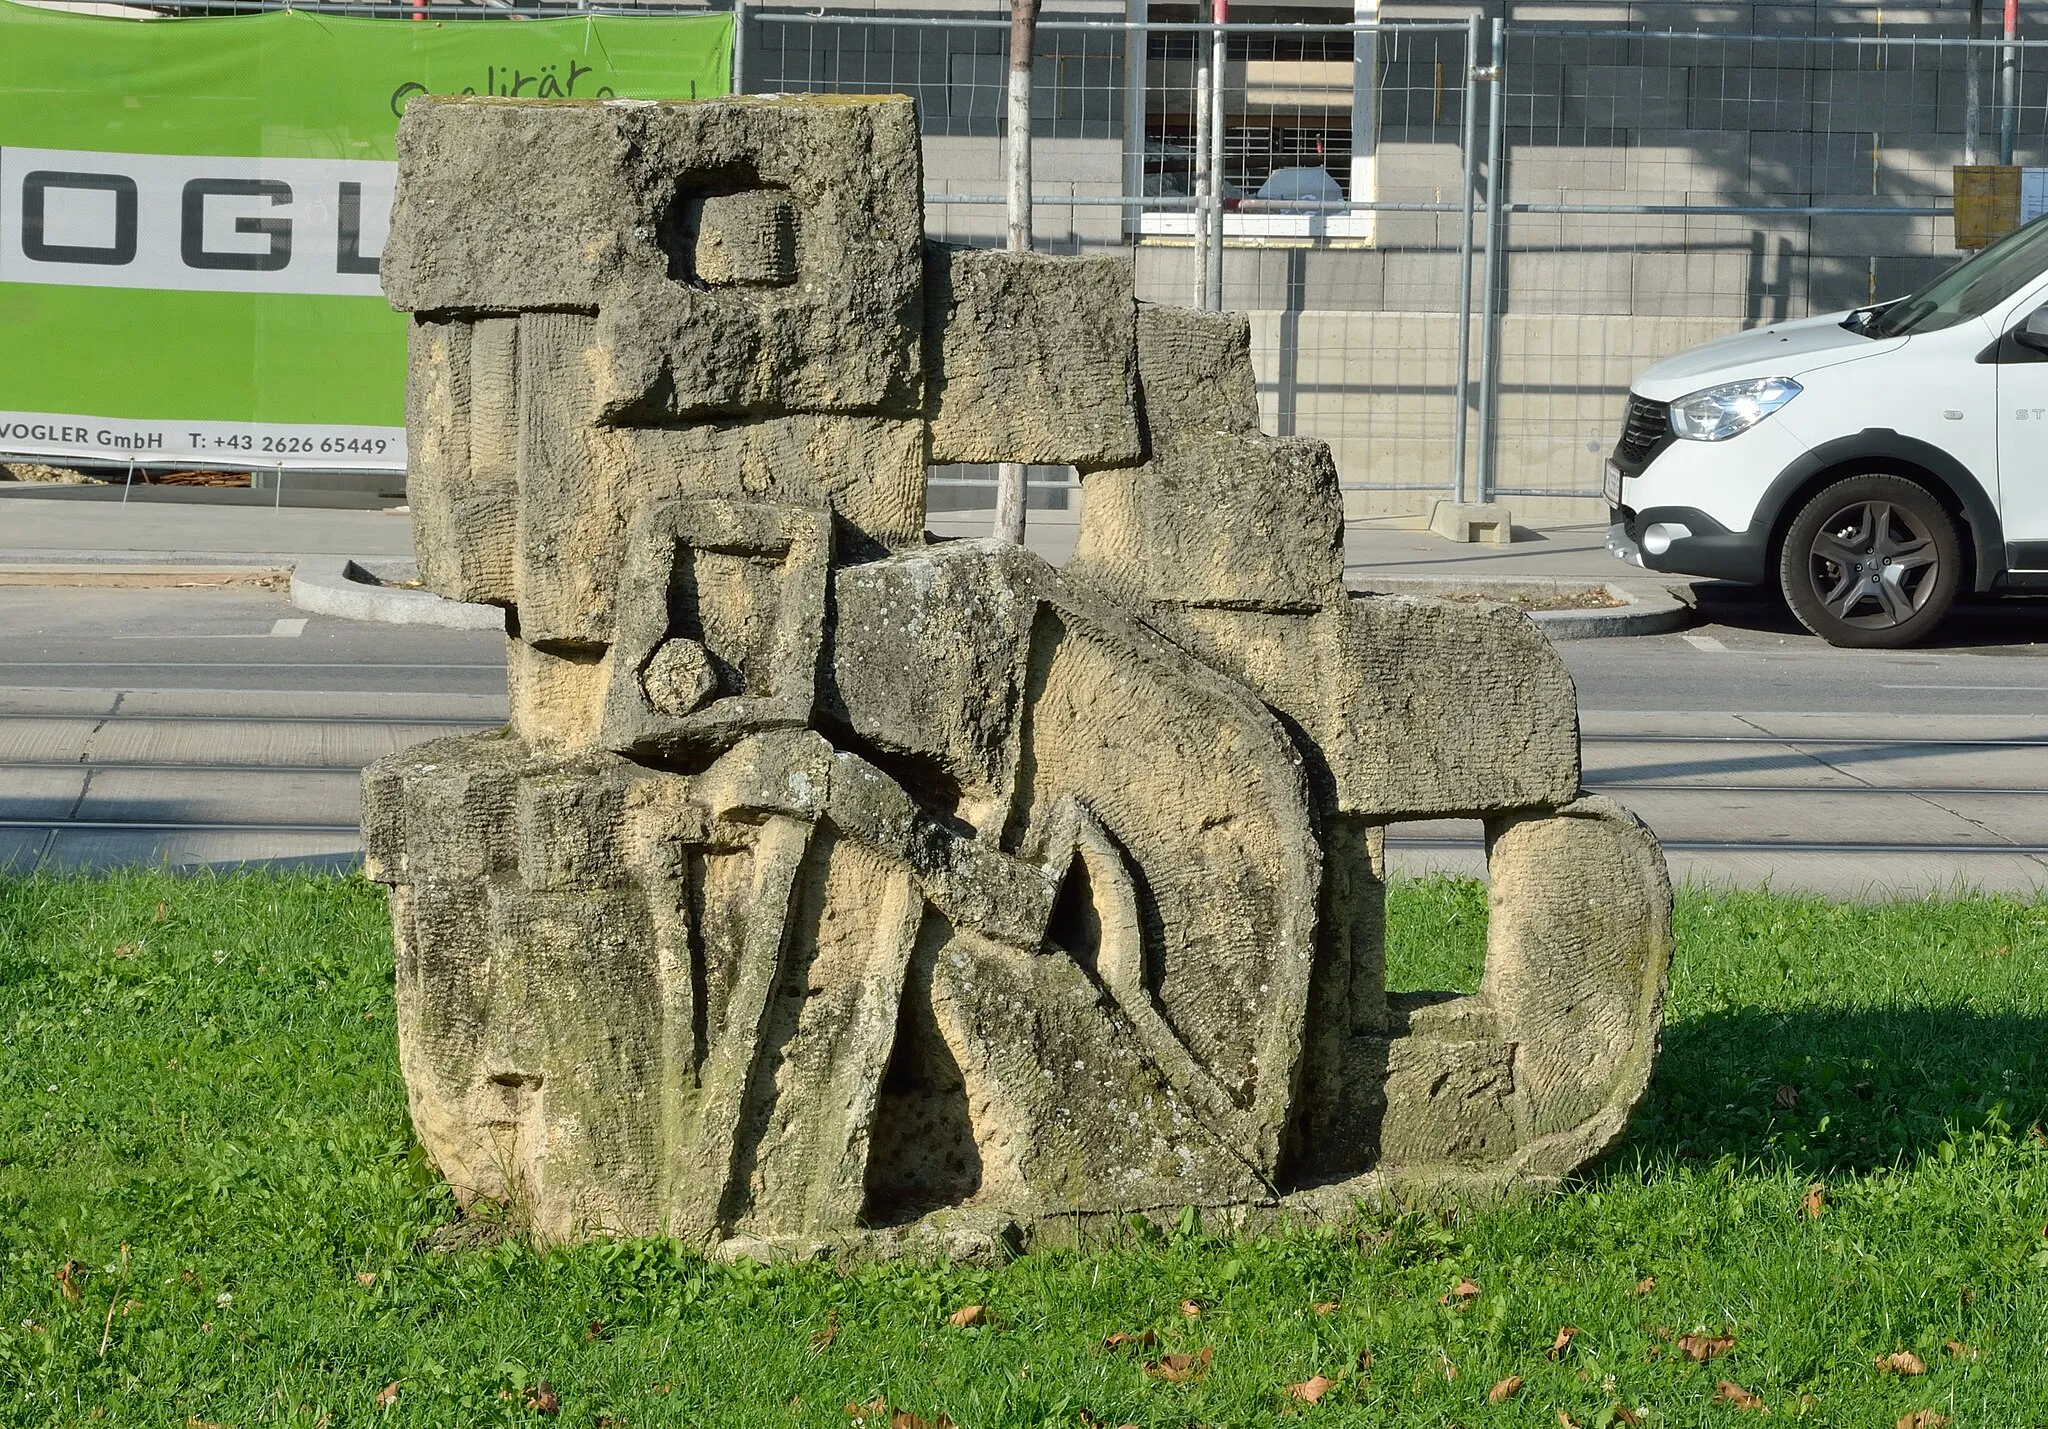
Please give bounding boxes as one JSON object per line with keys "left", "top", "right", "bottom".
{"left": 1193, "top": 19, "right": 1212, "bottom": 306}
{"left": 1123, "top": 0, "right": 1148, "bottom": 239}
{"left": 1205, "top": 0, "right": 1227, "bottom": 311}
{"left": 1450, "top": 10, "right": 1482, "bottom": 506}
{"left": 1966, "top": 0, "right": 1982, "bottom": 164}
{"left": 996, "top": 0, "right": 1041, "bottom": 544}
{"left": 1474, "top": 16, "right": 1506, "bottom": 506}
{"left": 730, "top": 0, "right": 746, "bottom": 95}
{"left": 2000, "top": 0, "right": 2018, "bottom": 164}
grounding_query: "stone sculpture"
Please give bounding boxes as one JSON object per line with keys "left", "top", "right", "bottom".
{"left": 363, "top": 92, "right": 1673, "bottom": 1256}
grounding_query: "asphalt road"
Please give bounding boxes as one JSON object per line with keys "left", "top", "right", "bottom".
{"left": 8, "top": 579, "right": 2048, "bottom": 895}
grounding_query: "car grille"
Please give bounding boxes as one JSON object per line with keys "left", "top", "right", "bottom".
{"left": 1616, "top": 393, "right": 1670, "bottom": 464}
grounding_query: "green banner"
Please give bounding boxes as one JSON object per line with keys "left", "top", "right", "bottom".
{"left": 0, "top": 2, "right": 730, "bottom": 470}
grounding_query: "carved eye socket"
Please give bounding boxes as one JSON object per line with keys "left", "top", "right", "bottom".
{"left": 673, "top": 189, "right": 797, "bottom": 289}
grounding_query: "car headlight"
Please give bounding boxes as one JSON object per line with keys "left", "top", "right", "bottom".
{"left": 1668, "top": 377, "right": 1803, "bottom": 442}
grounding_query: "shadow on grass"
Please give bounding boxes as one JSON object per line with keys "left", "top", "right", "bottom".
{"left": 1615, "top": 1005, "right": 2048, "bottom": 1175}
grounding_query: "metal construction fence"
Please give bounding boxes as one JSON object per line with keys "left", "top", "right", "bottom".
{"left": 16, "top": 0, "right": 2048, "bottom": 518}
{"left": 747, "top": 7, "right": 2048, "bottom": 517}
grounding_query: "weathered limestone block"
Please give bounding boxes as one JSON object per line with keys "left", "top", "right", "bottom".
{"left": 1071, "top": 304, "right": 1581, "bottom": 819}
{"left": 826, "top": 539, "right": 1323, "bottom": 1174}
{"left": 383, "top": 95, "right": 925, "bottom": 420}
{"left": 371, "top": 92, "right": 1672, "bottom": 1256}
{"left": 923, "top": 246, "right": 1142, "bottom": 470}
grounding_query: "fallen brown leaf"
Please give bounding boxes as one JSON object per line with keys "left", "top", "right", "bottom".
{"left": 889, "top": 1415, "right": 955, "bottom": 1429}
{"left": 1613, "top": 1408, "right": 1644, "bottom": 1427}
{"left": 1144, "top": 1347, "right": 1212, "bottom": 1384}
{"left": 184, "top": 1419, "right": 224, "bottom": 1429}
{"left": 1944, "top": 1339, "right": 1979, "bottom": 1360}
{"left": 1875, "top": 1350, "right": 1927, "bottom": 1376}
{"left": 1987, "top": 943, "right": 2011, "bottom": 958}
{"left": 1180, "top": 1299, "right": 1202, "bottom": 1318}
{"left": 810, "top": 1313, "right": 838, "bottom": 1353}
{"left": 845, "top": 1400, "right": 888, "bottom": 1421}
{"left": 373, "top": 1382, "right": 399, "bottom": 1410}
{"left": 1557, "top": 1412, "right": 1582, "bottom": 1429}
{"left": 1774, "top": 1084, "right": 1799, "bottom": 1109}
{"left": 1802, "top": 1183, "right": 1826, "bottom": 1220}
{"left": 154, "top": 901, "right": 169, "bottom": 922}
{"left": 1438, "top": 1278, "right": 1480, "bottom": 1307}
{"left": 1712, "top": 1379, "right": 1766, "bottom": 1412}
{"left": 947, "top": 1303, "right": 985, "bottom": 1328}
{"left": 586, "top": 1320, "right": 609, "bottom": 1343}
{"left": 1311, "top": 1301, "right": 1339, "bottom": 1315}
{"left": 1678, "top": 1332, "right": 1736, "bottom": 1362}
{"left": 355, "top": 1272, "right": 377, "bottom": 1288}
{"left": 1488, "top": 1374, "right": 1523, "bottom": 1403}
{"left": 1896, "top": 1414, "right": 1949, "bottom": 1429}
{"left": 1103, "top": 1329, "right": 1157, "bottom": 1352}
{"left": 1286, "top": 1375, "right": 1334, "bottom": 1403}
{"left": 1354, "top": 1348, "right": 1373, "bottom": 1374}
{"left": 523, "top": 1382, "right": 560, "bottom": 1416}
{"left": 56, "top": 1262, "right": 82, "bottom": 1305}
{"left": 1633, "top": 1276, "right": 1657, "bottom": 1296}
{"left": 1549, "top": 1325, "right": 1581, "bottom": 1359}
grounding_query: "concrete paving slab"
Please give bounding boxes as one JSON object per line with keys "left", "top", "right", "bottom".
{"left": 0, "top": 497, "right": 418, "bottom": 563}
{"left": 1700, "top": 742, "right": 2048, "bottom": 793}
{"left": 0, "top": 829, "right": 53, "bottom": 871}
{"left": 1583, "top": 739, "right": 1876, "bottom": 788}
{"left": 39, "top": 827, "right": 363, "bottom": 873}
{"left": 73, "top": 768, "right": 361, "bottom": 827}
{"left": 1741, "top": 712, "right": 2048, "bottom": 741}
{"left": 1607, "top": 786, "right": 2007, "bottom": 846}
{"left": 110, "top": 688, "right": 506, "bottom": 721}
{"left": 0, "top": 768, "right": 89, "bottom": 820}
{"left": 84, "top": 719, "right": 471, "bottom": 768}
{"left": 0, "top": 687, "right": 120, "bottom": 717}
{"left": 0, "top": 718, "right": 96, "bottom": 763}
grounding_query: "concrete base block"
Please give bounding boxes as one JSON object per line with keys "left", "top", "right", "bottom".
{"left": 1425, "top": 500, "right": 1513, "bottom": 545}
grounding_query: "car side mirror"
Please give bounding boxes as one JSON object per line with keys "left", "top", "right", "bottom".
{"left": 2017, "top": 306, "right": 2048, "bottom": 351}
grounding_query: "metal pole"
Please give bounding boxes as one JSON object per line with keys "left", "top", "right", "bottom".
{"left": 1450, "top": 11, "right": 1481, "bottom": 505}
{"left": 2001, "top": 0, "right": 2018, "bottom": 165}
{"left": 996, "top": 0, "right": 1040, "bottom": 544}
{"left": 1474, "top": 16, "right": 1506, "bottom": 505}
{"left": 1966, "top": 0, "right": 1983, "bottom": 164}
{"left": 1205, "top": 0, "right": 1227, "bottom": 311}
{"left": 1123, "top": 0, "right": 1148, "bottom": 239}
{"left": 730, "top": 0, "right": 746, "bottom": 95}
{"left": 1192, "top": 20, "right": 1212, "bottom": 306}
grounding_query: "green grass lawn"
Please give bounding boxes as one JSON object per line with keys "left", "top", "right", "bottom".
{"left": 4, "top": 873, "right": 2048, "bottom": 1427}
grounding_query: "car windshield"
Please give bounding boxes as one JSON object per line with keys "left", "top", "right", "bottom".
{"left": 1863, "top": 213, "right": 2048, "bottom": 337}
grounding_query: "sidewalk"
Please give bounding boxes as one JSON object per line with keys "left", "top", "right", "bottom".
{"left": 0, "top": 489, "right": 1629, "bottom": 583}
{"left": 0, "top": 492, "right": 418, "bottom": 565}
{"left": 928, "top": 508, "right": 1628, "bottom": 582}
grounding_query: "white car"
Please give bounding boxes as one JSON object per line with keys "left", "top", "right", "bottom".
{"left": 1607, "top": 213, "right": 2048, "bottom": 647}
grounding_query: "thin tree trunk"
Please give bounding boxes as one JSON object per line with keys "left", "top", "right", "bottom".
{"left": 995, "top": 0, "right": 1039, "bottom": 544}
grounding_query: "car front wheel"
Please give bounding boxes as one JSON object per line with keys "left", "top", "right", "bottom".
{"left": 1777, "top": 474, "right": 1960, "bottom": 648}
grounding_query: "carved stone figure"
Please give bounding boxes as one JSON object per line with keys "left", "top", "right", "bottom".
{"left": 364, "top": 93, "right": 1672, "bottom": 1256}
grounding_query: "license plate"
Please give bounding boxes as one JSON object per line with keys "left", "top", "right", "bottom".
{"left": 1602, "top": 460, "right": 1622, "bottom": 506}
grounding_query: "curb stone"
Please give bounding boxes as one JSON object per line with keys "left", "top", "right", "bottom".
{"left": 1344, "top": 573, "right": 1692, "bottom": 640}
{"left": 289, "top": 556, "right": 503, "bottom": 631}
